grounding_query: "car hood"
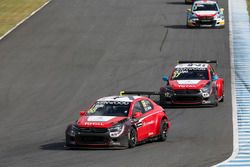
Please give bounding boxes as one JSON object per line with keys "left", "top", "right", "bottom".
{"left": 193, "top": 11, "right": 217, "bottom": 17}
{"left": 169, "top": 80, "right": 209, "bottom": 90}
{"left": 77, "top": 116, "right": 127, "bottom": 128}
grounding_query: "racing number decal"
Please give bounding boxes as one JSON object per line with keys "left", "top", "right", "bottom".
{"left": 172, "top": 71, "right": 181, "bottom": 79}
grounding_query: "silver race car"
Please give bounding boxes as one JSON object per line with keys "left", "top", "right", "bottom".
{"left": 186, "top": 0, "right": 225, "bottom": 28}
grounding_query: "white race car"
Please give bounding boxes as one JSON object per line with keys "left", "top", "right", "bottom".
{"left": 186, "top": 0, "right": 225, "bottom": 28}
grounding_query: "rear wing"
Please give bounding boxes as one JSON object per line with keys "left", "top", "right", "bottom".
{"left": 178, "top": 60, "right": 217, "bottom": 64}
{"left": 119, "top": 91, "right": 167, "bottom": 107}
{"left": 119, "top": 91, "right": 162, "bottom": 97}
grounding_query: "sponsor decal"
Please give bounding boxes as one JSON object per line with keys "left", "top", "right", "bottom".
{"left": 143, "top": 120, "right": 155, "bottom": 126}
{"left": 202, "top": 100, "right": 211, "bottom": 104}
{"left": 84, "top": 122, "right": 104, "bottom": 126}
{"left": 177, "top": 85, "right": 197, "bottom": 88}
{"left": 87, "top": 116, "right": 115, "bottom": 122}
{"left": 97, "top": 101, "right": 130, "bottom": 105}
{"left": 111, "top": 142, "right": 121, "bottom": 146}
{"left": 177, "top": 80, "right": 201, "bottom": 85}
{"left": 148, "top": 132, "right": 154, "bottom": 136}
{"left": 176, "top": 67, "right": 207, "bottom": 71}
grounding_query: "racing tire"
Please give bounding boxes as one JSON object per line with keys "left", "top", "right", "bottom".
{"left": 220, "top": 96, "right": 224, "bottom": 102}
{"left": 213, "top": 94, "right": 219, "bottom": 107}
{"left": 219, "top": 90, "right": 224, "bottom": 102}
{"left": 65, "top": 136, "right": 74, "bottom": 148}
{"left": 186, "top": 22, "right": 193, "bottom": 29}
{"left": 158, "top": 119, "right": 168, "bottom": 142}
{"left": 128, "top": 127, "right": 137, "bottom": 148}
{"left": 186, "top": 22, "right": 190, "bottom": 28}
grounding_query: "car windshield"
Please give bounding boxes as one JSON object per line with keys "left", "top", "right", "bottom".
{"left": 193, "top": 3, "right": 218, "bottom": 11}
{"left": 87, "top": 101, "right": 130, "bottom": 117}
{"left": 171, "top": 68, "right": 209, "bottom": 80}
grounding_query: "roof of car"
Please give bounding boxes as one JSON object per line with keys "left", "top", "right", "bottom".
{"left": 97, "top": 95, "right": 142, "bottom": 102}
{"left": 194, "top": 0, "right": 217, "bottom": 4}
{"left": 175, "top": 63, "right": 209, "bottom": 69}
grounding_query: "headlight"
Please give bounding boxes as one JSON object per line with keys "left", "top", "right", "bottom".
{"left": 190, "top": 14, "right": 198, "bottom": 20}
{"left": 108, "top": 123, "right": 125, "bottom": 138}
{"left": 200, "top": 83, "right": 211, "bottom": 98}
{"left": 215, "top": 14, "right": 224, "bottom": 19}
{"left": 201, "top": 82, "right": 211, "bottom": 93}
{"left": 67, "top": 123, "right": 78, "bottom": 136}
{"left": 201, "top": 85, "right": 210, "bottom": 93}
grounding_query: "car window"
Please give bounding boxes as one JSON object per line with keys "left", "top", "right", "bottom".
{"left": 87, "top": 101, "right": 130, "bottom": 117}
{"left": 171, "top": 68, "right": 209, "bottom": 80}
{"left": 141, "top": 100, "right": 153, "bottom": 113}
{"left": 132, "top": 101, "right": 144, "bottom": 114}
{"left": 193, "top": 3, "right": 218, "bottom": 11}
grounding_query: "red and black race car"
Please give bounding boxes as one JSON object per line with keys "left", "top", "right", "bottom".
{"left": 160, "top": 60, "right": 224, "bottom": 106}
{"left": 185, "top": 0, "right": 195, "bottom": 4}
{"left": 65, "top": 95, "right": 170, "bottom": 148}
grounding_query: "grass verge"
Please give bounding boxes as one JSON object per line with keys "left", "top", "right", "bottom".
{"left": 0, "top": 0, "right": 48, "bottom": 37}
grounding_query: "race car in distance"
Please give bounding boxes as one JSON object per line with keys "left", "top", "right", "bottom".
{"left": 160, "top": 60, "right": 224, "bottom": 106}
{"left": 185, "top": 0, "right": 195, "bottom": 4}
{"left": 65, "top": 95, "right": 170, "bottom": 148}
{"left": 186, "top": 0, "right": 225, "bottom": 28}
{"left": 185, "top": 0, "right": 202, "bottom": 4}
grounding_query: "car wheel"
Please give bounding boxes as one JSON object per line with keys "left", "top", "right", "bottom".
{"left": 65, "top": 135, "right": 73, "bottom": 148}
{"left": 158, "top": 119, "right": 168, "bottom": 141}
{"left": 220, "top": 96, "right": 224, "bottom": 102}
{"left": 213, "top": 93, "right": 219, "bottom": 107}
{"left": 186, "top": 21, "right": 190, "bottom": 28}
{"left": 128, "top": 127, "right": 137, "bottom": 148}
{"left": 219, "top": 90, "right": 224, "bottom": 102}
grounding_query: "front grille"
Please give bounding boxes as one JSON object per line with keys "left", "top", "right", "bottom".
{"left": 199, "top": 16, "right": 214, "bottom": 20}
{"left": 173, "top": 96, "right": 202, "bottom": 102}
{"left": 78, "top": 127, "right": 108, "bottom": 133}
{"left": 197, "top": 20, "right": 216, "bottom": 26}
{"left": 76, "top": 136, "right": 107, "bottom": 145}
{"left": 173, "top": 90, "right": 202, "bottom": 103}
{"left": 174, "top": 90, "right": 200, "bottom": 95}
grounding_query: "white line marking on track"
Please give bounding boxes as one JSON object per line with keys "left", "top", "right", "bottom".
{"left": 0, "top": 1, "right": 51, "bottom": 41}
{"left": 215, "top": 0, "right": 250, "bottom": 166}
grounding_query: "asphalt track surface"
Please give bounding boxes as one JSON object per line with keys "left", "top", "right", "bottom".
{"left": 0, "top": 0, "right": 232, "bottom": 166}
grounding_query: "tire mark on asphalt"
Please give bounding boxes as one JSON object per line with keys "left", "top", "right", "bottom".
{"left": 159, "top": 1, "right": 169, "bottom": 52}
{"left": 160, "top": 28, "right": 168, "bottom": 52}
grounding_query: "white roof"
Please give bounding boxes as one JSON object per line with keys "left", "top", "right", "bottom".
{"left": 97, "top": 96, "right": 141, "bottom": 102}
{"left": 194, "top": 0, "right": 217, "bottom": 5}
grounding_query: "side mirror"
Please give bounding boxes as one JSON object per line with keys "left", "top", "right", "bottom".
{"left": 187, "top": 9, "right": 191, "bottom": 13}
{"left": 162, "top": 75, "right": 169, "bottom": 82}
{"left": 79, "top": 111, "right": 87, "bottom": 116}
{"left": 133, "top": 112, "right": 142, "bottom": 119}
{"left": 212, "top": 75, "right": 219, "bottom": 81}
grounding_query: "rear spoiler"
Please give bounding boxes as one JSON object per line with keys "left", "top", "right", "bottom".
{"left": 178, "top": 60, "right": 217, "bottom": 64}
{"left": 119, "top": 91, "right": 167, "bottom": 107}
{"left": 119, "top": 91, "right": 162, "bottom": 97}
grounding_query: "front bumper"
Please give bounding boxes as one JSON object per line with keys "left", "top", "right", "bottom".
{"left": 187, "top": 19, "right": 225, "bottom": 28}
{"left": 163, "top": 90, "right": 214, "bottom": 105}
{"left": 65, "top": 126, "right": 129, "bottom": 148}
